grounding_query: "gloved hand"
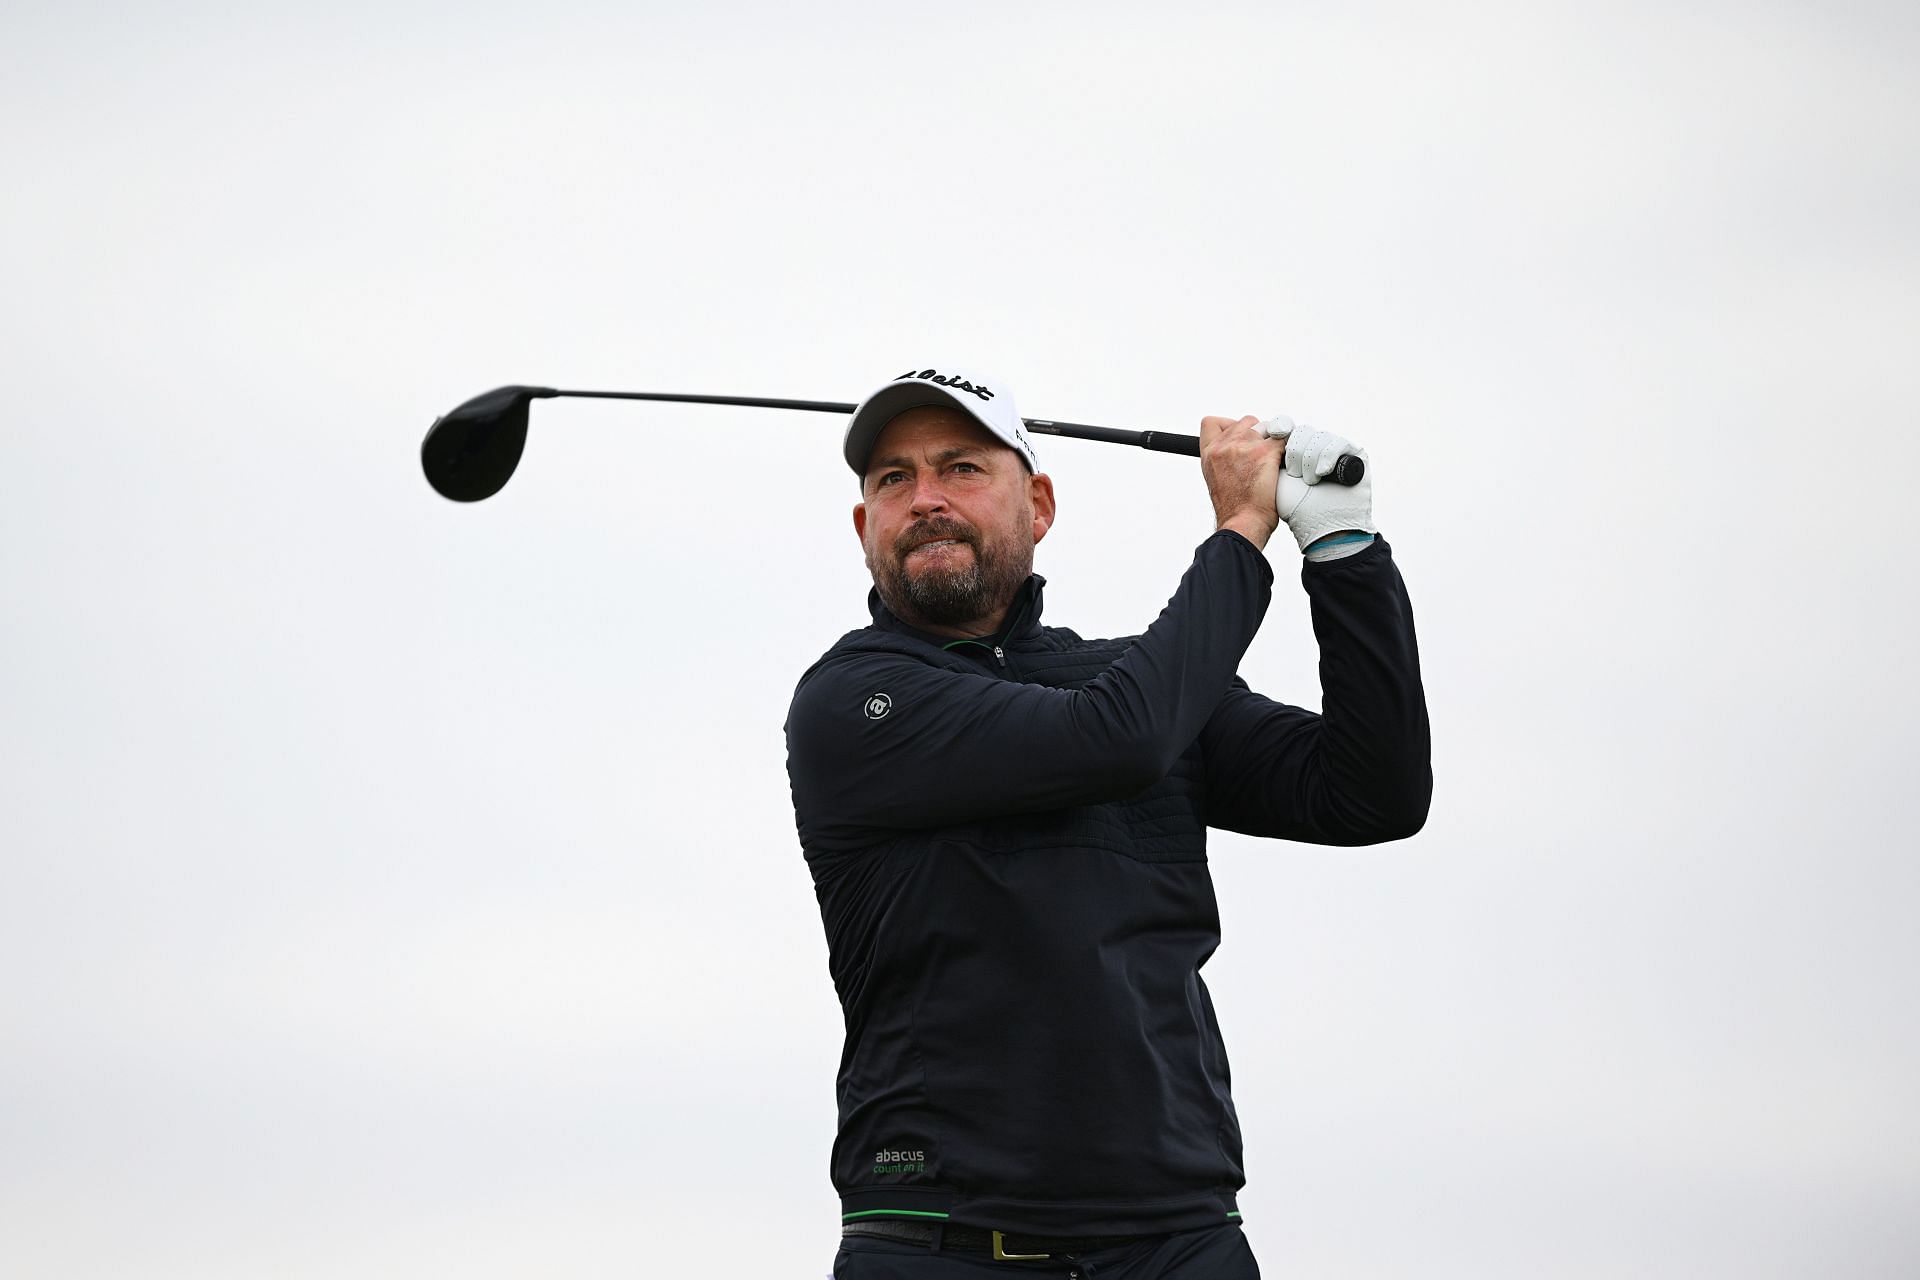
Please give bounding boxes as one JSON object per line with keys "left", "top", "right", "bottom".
{"left": 1258, "top": 416, "right": 1377, "bottom": 557}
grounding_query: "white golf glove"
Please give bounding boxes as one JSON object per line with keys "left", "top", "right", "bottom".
{"left": 1258, "top": 416, "right": 1377, "bottom": 558}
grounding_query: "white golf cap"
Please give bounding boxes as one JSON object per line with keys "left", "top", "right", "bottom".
{"left": 843, "top": 365, "right": 1039, "bottom": 476}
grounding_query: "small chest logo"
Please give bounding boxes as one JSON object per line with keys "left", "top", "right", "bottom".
{"left": 863, "top": 693, "right": 893, "bottom": 720}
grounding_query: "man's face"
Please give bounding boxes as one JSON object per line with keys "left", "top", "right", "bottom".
{"left": 853, "top": 407, "right": 1056, "bottom": 635}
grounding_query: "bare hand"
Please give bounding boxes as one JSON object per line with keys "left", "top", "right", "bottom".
{"left": 1199, "top": 415, "right": 1283, "bottom": 550}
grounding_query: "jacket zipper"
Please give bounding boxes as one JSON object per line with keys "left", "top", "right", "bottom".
{"left": 937, "top": 590, "right": 1030, "bottom": 677}
{"left": 941, "top": 639, "right": 1013, "bottom": 676}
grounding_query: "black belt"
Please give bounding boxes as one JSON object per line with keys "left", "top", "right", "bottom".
{"left": 843, "top": 1218, "right": 1164, "bottom": 1260}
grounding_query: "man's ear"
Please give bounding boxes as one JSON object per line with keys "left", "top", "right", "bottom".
{"left": 1029, "top": 473, "right": 1057, "bottom": 544}
{"left": 853, "top": 502, "right": 868, "bottom": 544}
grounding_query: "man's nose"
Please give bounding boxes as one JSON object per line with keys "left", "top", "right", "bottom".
{"left": 908, "top": 474, "right": 950, "bottom": 515}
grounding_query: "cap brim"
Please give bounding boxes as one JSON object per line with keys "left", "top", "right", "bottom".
{"left": 843, "top": 382, "right": 966, "bottom": 474}
{"left": 845, "top": 380, "right": 1035, "bottom": 476}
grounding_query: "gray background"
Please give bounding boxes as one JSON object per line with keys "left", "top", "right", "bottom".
{"left": 4, "top": 2, "right": 1916, "bottom": 1276}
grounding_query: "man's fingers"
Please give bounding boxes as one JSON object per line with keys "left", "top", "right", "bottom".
{"left": 1199, "top": 415, "right": 1268, "bottom": 450}
{"left": 1280, "top": 425, "right": 1359, "bottom": 486}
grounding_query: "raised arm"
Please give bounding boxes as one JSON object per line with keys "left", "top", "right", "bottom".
{"left": 788, "top": 529, "right": 1271, "bottom": 844}
{"left": 1199, "top": 538, "right": 1431, "bottom": 845}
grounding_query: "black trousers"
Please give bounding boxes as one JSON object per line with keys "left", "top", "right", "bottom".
{"left": 830, "top": 1223, "right": 1260, "bottom": 1279}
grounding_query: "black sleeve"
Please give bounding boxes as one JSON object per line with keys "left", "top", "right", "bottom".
{"left": 1198, "top": 537, "right": 1431, "bottom": 846}
{"left": 787, "top": 531, "right": 1273, "bottom": 847}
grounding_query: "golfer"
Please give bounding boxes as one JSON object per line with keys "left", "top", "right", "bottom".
{"left": 787, "top": 366, "right": 1431, "bottom": 1278}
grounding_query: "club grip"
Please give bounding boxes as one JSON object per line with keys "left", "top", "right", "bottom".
{"left": 1142, "top": 432, "right": 1365, "bottom": 485}
{"left": 1140, "top": 432, "right": 1201, "bottom": 456}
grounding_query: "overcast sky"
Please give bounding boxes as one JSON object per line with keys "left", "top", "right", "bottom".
{"left": 3, "top": 2, "right": 1917, "bottom": 1277}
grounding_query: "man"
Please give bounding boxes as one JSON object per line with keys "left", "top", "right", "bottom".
{"left": 786, "top": 366, "right": 1431, "bottom": 1278}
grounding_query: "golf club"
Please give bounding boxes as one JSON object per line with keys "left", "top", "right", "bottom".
{"left": 420, "top": 384, "right": 1364, "bottom": 503}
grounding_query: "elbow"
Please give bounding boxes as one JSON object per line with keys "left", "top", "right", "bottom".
{"left": 1093, "top": 729, "right": 1182, "bottom": 796}
{"left": 1067, "top": 696, "right": 1185, "bottom": 796}
{"left": 1363, "top": 770, "right": 1432, "bottom": 844}
{"left": 1114, "top": 738, "right": 1180, "bottom": 795}
{"left": 1371, "top": 802, "right": 1429, "bottom": 844}
{"left": 1332, "top": 769, "right": 1431, "bottom": 846}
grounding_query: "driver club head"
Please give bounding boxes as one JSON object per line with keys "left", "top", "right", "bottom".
{"left": 420, "top": 385, "right": 557, "bottom": 502}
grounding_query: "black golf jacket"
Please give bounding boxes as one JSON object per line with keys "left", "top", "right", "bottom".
{"left": 785, "top": 530, "right": 1430, "bottom": 1237}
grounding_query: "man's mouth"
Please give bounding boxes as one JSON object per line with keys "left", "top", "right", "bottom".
{"left": 898, "top": 524, "right": 975, "bottom": 560}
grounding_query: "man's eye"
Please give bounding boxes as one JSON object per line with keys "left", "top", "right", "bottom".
{"left": 951, "top": 462, "right": 981, "bottom": 473}
{"left": 878, "top": 471, "right": 908, "bottom": 486}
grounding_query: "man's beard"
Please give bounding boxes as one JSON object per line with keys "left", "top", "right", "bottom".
{"left": 871, "top": 515, "right": 1033, "bottom": 632}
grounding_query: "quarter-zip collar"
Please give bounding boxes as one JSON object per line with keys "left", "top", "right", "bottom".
{"left": 866, "top": 574, "right": 1047, "bottom": 657}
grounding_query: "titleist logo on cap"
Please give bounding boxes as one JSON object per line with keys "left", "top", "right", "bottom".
{"left": 894, "top": 369, "right": 995, "bottom": 403}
